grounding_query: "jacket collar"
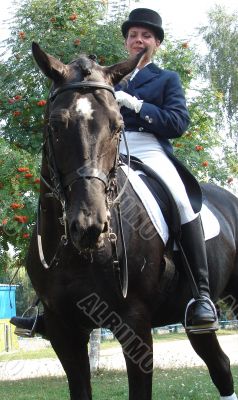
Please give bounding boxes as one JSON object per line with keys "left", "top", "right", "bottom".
{"left": 129, "top": 62, "right": 161, "bottom": 89}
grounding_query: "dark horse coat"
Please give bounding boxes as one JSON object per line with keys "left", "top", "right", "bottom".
{"left": 23, "top": 43, "right": 238, "bottom": 400}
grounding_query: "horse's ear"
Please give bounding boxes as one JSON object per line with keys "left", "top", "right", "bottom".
{"left": 104, "top": 48, "right": 148, "bottom": 85}
{"left": 32, "top": 42, "right": 68, "bottom": 82}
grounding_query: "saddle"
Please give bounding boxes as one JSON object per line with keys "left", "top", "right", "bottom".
{"left": 119, "top": 155, "right": 220, "bottom": 245}
{"left": 120, "top": 155, "right": 181, "bottom": 243}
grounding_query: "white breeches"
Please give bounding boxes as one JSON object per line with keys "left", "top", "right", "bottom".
{"left": 220, "top": 395, "right": 238, "bottom": 400}
{"left": 120, "top": 131, "right": 198, "bottom": 225}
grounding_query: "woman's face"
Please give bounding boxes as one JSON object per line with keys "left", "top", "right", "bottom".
{"left": 125, "top": 26, "right": 160, "bottom": 66}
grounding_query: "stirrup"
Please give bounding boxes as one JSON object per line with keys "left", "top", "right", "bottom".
{"left": 185, "top": 297, "right": 219, "bottom": 335}
{"left": 14, "top": 305, "right": 39, "bottom": 338}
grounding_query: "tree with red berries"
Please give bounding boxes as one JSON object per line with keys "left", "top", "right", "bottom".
{"left": 0, "top": 137, "right": 39, "bottom": 262}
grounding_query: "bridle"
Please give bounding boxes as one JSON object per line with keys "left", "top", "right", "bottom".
{"left": 38, "top": 79, "right": 129, "bottom": 297}
{"left": 45, "top": 81, "right": 118, "bottom": 197}
{"left": 49, "top": 81, "right": 115, "bottom": 101}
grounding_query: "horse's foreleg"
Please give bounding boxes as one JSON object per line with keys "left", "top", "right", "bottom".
{"left": 115, "top": 315, "right": 153, "bottom": 400}
{"left": 188, "top": 332, "right": 236, "bottom": 398}
{"left": 45, "top": 311, "right": 92, "bottom": 400}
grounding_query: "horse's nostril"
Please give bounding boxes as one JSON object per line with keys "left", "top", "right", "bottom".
{"left": 71, "top": 220, "right": 81, "bottom": 236}
{"left": 87, "top": 225, "right": 102, "bottom": 241}
{"left": 102, "top": 221, "right": 109, "bottom": 233}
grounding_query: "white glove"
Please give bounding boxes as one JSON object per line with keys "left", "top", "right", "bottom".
{"left": 115, "top": 90, "right": 143, "bottom": 113}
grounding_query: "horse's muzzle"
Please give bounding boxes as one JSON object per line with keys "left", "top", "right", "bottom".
{"left": 69, "top": 212, "right": 109, "bottom": 251}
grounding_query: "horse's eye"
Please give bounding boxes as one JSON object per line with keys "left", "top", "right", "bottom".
{"left": 50, "top": 121, "right": 64, "bottom": 132}
{"left": 50, "top": 109, "right": 70, "bottom": 131}
{"left": 49, "top": 118, "right": 69, "bottom": 134}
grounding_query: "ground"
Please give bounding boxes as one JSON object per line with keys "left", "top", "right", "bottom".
{"left": 0, "top": 334, "right": 237, "bottom": 380}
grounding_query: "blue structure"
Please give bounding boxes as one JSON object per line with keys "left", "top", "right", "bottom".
{"left": 0, "top": 285, "right": 17, "bottom": 319}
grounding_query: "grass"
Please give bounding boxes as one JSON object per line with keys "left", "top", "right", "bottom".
{"left": 0, "top": 330, "right": 237, "bottom": 362}
{"left": 0, "top": 347, "right": 56, "bottom": 362}
{"left": 0, "top": 366, "right": 238, "bottom": 399}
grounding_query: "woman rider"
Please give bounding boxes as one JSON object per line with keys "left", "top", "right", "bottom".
{"left": 115, "top": 8, "right": 217, "bottom": 333}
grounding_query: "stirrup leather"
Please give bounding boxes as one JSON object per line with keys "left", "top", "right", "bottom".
{"left": 14, "top": 305, "right": 39, "bottom": 338}
{"left": 185, "top": 297, "right": 219, "bottom": 334}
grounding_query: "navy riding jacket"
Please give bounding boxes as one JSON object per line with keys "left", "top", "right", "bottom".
{"left": 116, "top": 62, "right": 190, "bottom": 154}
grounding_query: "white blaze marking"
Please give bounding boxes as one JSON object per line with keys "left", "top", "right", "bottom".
{"left": 76, "top": 98, "right": 94, "bottom": 120}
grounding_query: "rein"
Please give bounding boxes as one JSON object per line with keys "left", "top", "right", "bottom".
{"left": 38, "top": 79, "right": 129, "bottom": 297}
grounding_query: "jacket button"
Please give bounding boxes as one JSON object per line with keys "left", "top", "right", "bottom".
{"left": 138, "top": 127, "right": 144, "bottom": 131}
{"left": 145, "top": 115, "right": 150, "bottom": 122}
{"left": 148, "top": 117, "right": 153, "bottom": 124}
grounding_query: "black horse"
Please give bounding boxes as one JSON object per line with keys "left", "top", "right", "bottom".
{"left": 24, "top": 42, "right": 238, "bottom": 399}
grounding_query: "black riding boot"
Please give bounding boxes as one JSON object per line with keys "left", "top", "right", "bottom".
{"left": 181, "top": 215, "right": 218, "bottom": 334}
{"left": 10, "top": 314, "right": 46, "bottom": 338}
